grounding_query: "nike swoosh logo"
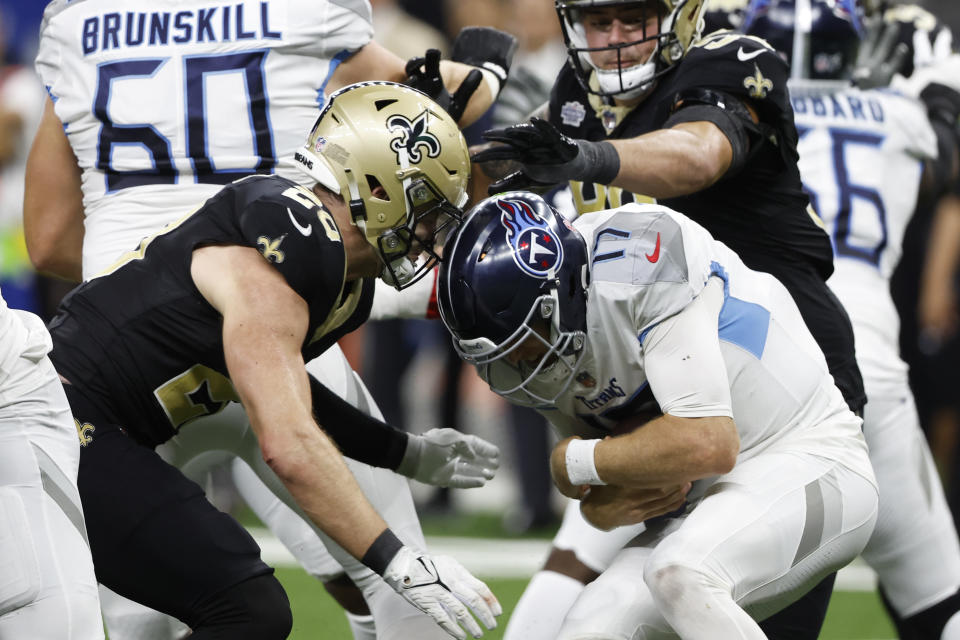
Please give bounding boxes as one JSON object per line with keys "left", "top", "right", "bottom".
{"left": 646, "top": 232, "right": 661, "bottom": 263}
{"left": 737, "top": 47, "right": 764, "bottom": 62}
{"left": 287, "top": 208, "right": 312, "bottom": 237}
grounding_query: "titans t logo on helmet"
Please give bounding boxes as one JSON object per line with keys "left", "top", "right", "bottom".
{"left": 498, "top": 199, "right": 564, "bottom": 278}
{"left": 388, "top": 111, "right": 441, "bottom": 164}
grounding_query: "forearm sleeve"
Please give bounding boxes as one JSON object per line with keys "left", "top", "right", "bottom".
{"left": 308, "top": 373, "right": 408, "bottom": 469}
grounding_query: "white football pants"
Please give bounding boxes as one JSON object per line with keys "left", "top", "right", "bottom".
{"left": 0, "top": 354, "right": 102, "bottom": 639}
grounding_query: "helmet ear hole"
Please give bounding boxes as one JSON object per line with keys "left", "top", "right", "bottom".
{"left": 366, "top": 175, "right": 389, "bottom": 201}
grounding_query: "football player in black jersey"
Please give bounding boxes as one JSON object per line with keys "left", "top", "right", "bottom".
{"left": 472, "top": 1, "right": 863, "bottom": 638}
{"left": 47, "top": 82, "right": 501, "bottom": 640}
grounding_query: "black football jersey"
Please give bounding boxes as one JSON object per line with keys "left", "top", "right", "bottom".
{"left": 49, "top": 174, "right": 373, "bottom": 447}
{"left": 548, "top": 30, "right": 835, "bottom": 280}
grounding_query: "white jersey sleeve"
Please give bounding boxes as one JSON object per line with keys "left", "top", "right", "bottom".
{"left": 641, "top": 278, "right": 733, "bottom": 418}
{"left": 573, "top": 204, "right": 716, "bottom": 339}
{"left": 0, "top": 292, "right": 53, "bottom": 385}
{"left": 35, "top": 0, "right": 374, "bottom": 278}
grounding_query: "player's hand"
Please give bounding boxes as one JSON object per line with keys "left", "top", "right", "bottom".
{"left": 397, "top": 428, "right": 500, "bottom": 488}
{"left": 405, "top": 49, "right": 484, "bottom": 123}
{"left": 383, "top": 546, "right": 502, "bottom": 639}
{"left": 853, "top": 16, "right": 909, "bottom": 89}
{"left": 580, "top": 482, "right": 691, "bottom": 531}
{"left": 472, "top": 118, "right": 619, "bottom": 195}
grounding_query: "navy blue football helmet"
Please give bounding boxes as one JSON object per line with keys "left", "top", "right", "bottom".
{"left": 742, "top": 0, "right": 864, "bottom": 80}
{"left": 438, "top": 192, "right": 589, "bottom": 405}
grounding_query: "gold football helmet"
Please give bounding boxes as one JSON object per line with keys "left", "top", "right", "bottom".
{"left": 294, "top": 81, "right": 471, "bottom": 289}
{"left": 557, "top": 0, "right": 708, "bottom": 99}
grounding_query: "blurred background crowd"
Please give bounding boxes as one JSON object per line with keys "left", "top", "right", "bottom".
{"left": 2, "top": 0, "right": 960, "bottom": 537}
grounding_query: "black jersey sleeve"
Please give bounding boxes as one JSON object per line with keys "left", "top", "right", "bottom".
{"left": 673, "top": 32, "right": 792, "bottom": 118}
{"left": 234, "top": 180, "right": 347, "bottom": 317}
{"left": 663, "top": 32, "right": 798, "bottom": 176}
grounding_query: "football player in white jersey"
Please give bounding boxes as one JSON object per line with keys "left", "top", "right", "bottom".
{"left": 0, "top": 290, "right": 102, "bottom": 639}
{"left": 24, "top": 1, "right": 512, "bottom": 638}
{"left": 744, "top": 1, "right": 960, "bottom": 638}
{"left": 438, "top": 191, "right": 879, "bottom": 639}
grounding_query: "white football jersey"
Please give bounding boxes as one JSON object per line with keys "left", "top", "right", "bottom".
{"left": 790, "top": 80, "right": 937, "bottom": 385}
{"left": 0, "top": 290, "right": 53, "bottom": 385}
{"left": 36, "top": 0, "right": 374, "bottom": 278}
{"left": 484, "top": 204, "right": 873, "bottom": 488}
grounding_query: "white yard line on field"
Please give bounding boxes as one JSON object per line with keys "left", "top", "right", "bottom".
{"left": 249, "top": 527, "right": 879, "bottom": 591}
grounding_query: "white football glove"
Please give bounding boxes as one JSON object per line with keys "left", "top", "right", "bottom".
{"left": 383, "top": 546, "right": 501, "bottom": 639}
{"left": 397, "top": 428, "right": 500, "bottom": 488}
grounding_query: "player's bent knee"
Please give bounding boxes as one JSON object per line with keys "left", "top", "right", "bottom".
{"left": 323, "top": 572, "right": 371, "bottom": 615}
{"left": 0, "top": 489, "right": 42, "bottom": 615}
{"left": 643, "top": 562, "right": 714, "bottom": 617}
{"left": 191, "top": 573, "right": 292, "bottom": 639}
{"left": 543, "top": 547, "right": 602, "bottom": 585}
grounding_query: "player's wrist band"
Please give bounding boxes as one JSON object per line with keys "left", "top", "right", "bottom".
{"left": 565, "top": 438, "right": 606, "bottom": 486}
{"left": 361, "top": 528, "right": 405, "bottom": 576}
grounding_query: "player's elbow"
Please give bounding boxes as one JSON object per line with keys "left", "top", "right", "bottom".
{"left": 26, "top": 239, "right": 81, "bottom": 282}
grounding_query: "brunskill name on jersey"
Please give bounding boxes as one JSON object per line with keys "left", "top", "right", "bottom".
{"left": 37, "top": 0, "right": 374, "bottom": 278}
{"left": 79, "top": 3, "right": 282, "bottom": 55}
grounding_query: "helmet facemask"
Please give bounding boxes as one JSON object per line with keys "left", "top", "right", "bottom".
{"left": 293, "top": 81, "right": 470, "bottom": 290}
{"left": 455, "top": 291, "right": 588, "bottom": 407}
{"left": 556, "top": 0, "right": 707, "bottom": 100}
{"left": 371, "top": 176, "right": 464, "bottom": 289}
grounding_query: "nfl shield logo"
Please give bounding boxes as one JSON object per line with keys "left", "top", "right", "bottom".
{"left": 560, "top": 101, "right": 586, "bottom": 127}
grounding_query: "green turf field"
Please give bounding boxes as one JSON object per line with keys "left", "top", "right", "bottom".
{"left": 278, "top": 566, "right": 897, "bottom": 639}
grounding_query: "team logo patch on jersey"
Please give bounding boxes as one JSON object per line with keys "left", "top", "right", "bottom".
{"left": 75, "top": 419, "right": 95, "bottom": 447}
{"left": 257, "top": 234, "right": 286, "bottom": 263}
{"left": 498, "top": 199, "right": 563, "bottom": 278}
{"left": 743, "top": 64, "right": 773, "bottom": 99}
{"left": 560, "top": 101, "right": 587, "bottom": 127}
{"left": 387, "top": 111, "right": 441, "bottom": 164}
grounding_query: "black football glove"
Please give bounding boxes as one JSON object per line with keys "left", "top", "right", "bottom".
{"left": 451, "top": 26, "right": 518, "bottom": 98}
{"left": 405, "top": 49, "right": 483, "bottom": 123}
{"left": 471, "top": 117, "right": 620, "bottom": 195}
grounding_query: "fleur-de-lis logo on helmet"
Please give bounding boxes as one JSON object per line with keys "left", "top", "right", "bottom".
{"left": 387, "top": 111, "right": 441, "bottom": 164}
{"left": 743, "top": 64, "right": 773, "bottom": 99}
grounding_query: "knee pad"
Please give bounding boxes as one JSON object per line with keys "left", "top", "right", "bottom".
{"left": 190, "top": 573, "right": 291, "bottom": 639}
{"left": 0, "top": 488, "right": 42, "bottom": 615}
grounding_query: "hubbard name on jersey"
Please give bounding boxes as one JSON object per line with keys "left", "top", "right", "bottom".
{"left": 481, "top": 204, "right": 874, "bottom": 495}
{"left": 36, "top": 0, "right": 373, "bottom": 277}
{"left": 790, "top": 80, "right": 937, "bottom": 384}
{"left": 48, "top": 174, "right": 373, "bottom": 447}
{"left": 548, "top": 30, "right": 833, "bottom": 279}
